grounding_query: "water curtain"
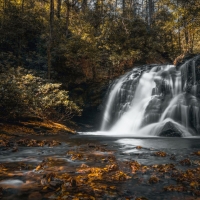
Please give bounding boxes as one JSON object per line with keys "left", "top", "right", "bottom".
{"left": 101, "top": 55, "right": 200, "bottom": 137}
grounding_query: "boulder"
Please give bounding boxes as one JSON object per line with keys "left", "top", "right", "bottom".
{"left": 159, "top": 121, "right": 183, "bottom": 137}
{"left": 142, "top": 96, "right": 162, "bottom": 126}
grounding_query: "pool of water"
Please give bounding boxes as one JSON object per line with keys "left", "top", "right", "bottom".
{"left": 1, "top": 133, "right": 200, "bottom": 199}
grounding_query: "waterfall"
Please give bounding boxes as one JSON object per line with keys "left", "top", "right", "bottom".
{"left": 110, "top": 71, "right": 155, "bottom": 135}
{"left": 99, "top": 55, "right": 200, "bottom": 137}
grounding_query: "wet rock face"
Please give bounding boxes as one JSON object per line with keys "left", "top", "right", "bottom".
{"left": 146, "top": 56, "right": 200, "bottom": 135}
{"left": 178, "top": 55, "right": 200, "bottom": 95}
{"left": 174, "top": 53, "right": 197, "bottom": 69}
{"left": 142, "top": 96, "right": 162, "bottom": 126}
{"left": 142, "top": 67, "right": 177, "bottom": 127}
{"left": 176, "top": 55, "right": 200, "bottom": 133}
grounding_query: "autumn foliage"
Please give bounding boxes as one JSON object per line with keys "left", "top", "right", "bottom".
{"left": 0, "top": 67, "right": 81, "bottom": 122}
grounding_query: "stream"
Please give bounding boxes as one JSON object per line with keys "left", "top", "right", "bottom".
{"left": 1, "top": 134, "right": 200, "bottom": 199}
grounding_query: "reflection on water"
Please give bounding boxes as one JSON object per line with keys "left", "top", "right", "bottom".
{"left": 115, "top": 137, "right": 200, "bottom": 150}
{"left": 0, "top": 180, "right": 24, "bottom": 186}
{"left": 77, "top": 133, "right": 200, "bottom": 149}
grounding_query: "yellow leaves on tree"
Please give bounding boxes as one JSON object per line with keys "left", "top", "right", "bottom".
{"left": 0, "top": 67, "right": 82, "bottom": 121}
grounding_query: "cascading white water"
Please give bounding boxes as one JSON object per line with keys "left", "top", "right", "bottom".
{"left": 78, "top": 55, "right": 200, "bottom": 137}
{"left": 110, "top": 71, "right": 155, "bottom": 135}
{"left": 101, "top": 75, "right": 127, "bottom": 131}
{"left": 99, "top": 55, "right": 200, "bottom": 137}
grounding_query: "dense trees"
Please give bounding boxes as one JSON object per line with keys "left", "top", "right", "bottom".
{"left": 0, "top": 0, "right": 200, "bottom": 121}
{"left": 0, "top": 0, "right": 199, "bottom": 74}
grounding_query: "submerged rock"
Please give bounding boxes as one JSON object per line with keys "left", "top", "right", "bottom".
{"left": 159, "top": 121, "right": 183, "bottom": 137}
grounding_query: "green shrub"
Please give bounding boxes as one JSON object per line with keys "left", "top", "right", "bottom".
{"left": 0, "top": 67, "right": 82, "bottom": 121}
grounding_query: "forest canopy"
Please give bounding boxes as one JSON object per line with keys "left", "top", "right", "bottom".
{"left": 1, "top": 0, "right": 200, "bottom": 77}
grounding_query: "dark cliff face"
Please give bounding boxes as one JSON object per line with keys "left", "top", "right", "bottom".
{"left": 174, "top": 54, "right": 200, "bottom": 97}
{"left": 176, "top": 55, "right": 200, "bottom": 133}
{"left": 143, "top": 55, "right": 200, "bottom": 135}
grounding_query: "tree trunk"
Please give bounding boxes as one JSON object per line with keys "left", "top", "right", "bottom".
{"left": 65, "top": 0, "right": 70, "bottom": 38}
{"left": 115, "top": 0, "right": 118, "bottom": 16}
{"left": 122, "top": 0, "right": 125, "bottom": 16}
{"left": 171, "top": 31, "right": 174, "bottom": 53}
{"left": 145, "top": 0, "right": 148, "bottom": 24}
{"left": 148, "top": 0, "right": 153, "bottom": 26}
{"left": 184, "top": 24, "right": 189, "bottom": 52}
{"left": 82, "top": 0, "right": 87, "bottom": 12}
{"left": 48, "top": 0, "right": 54, "bottom": 80}
{"left": 141, "top": 0, "right": 144, "bottom": 18}
{"left": 176, "top": 0, "right": 181, "bottom": 52}
{"left": 57, "top": 0, "right": 61, "bottom": 18}
{"left": 47, "top": 45, "right": 51, "bottom": 79}
{"left": 132, "top": 0, "right": 137, "bottom": 18}
{"left": 50, "top": 0, "right": 54, "bottom": 37}
{"left": 21, "top": 0, "right": 25, "bottom": 12}
{"left": 128, "top": 0, "right": 132, "bottom": 19}
{"left": 4, "top": 0, "right": 6, "bottom": 8}
{"left": 95, "top": 0, "right": 100, "bottom": 12}
{"left": 190, "top": 32, "right": 195, "bottom": 53}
